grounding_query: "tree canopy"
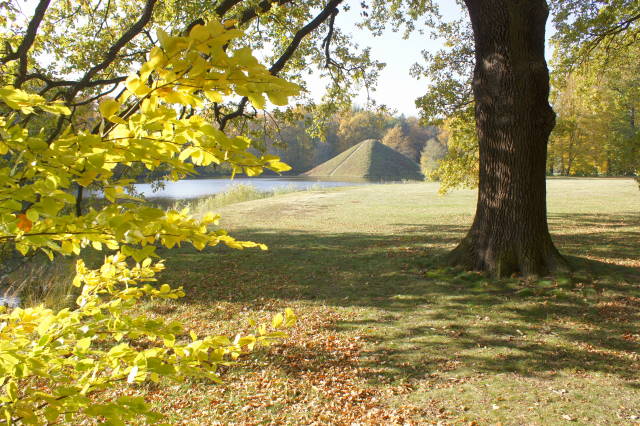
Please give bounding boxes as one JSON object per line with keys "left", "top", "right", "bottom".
{"left": 414, "top": 0, "right": 639, "bottom": 192}
{"left": 1, "top": 0, "right": 639, "bottom": 419}
{"left": 0, "top": 10, "right": 301, "bottom": 423}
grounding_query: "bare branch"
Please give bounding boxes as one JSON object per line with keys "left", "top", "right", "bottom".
{"left": 218, "top": 0, "right": 345, "bottom": 130}
{"left": 216, "top": 0, "right": 245, "bottom": 17}
{"left": 95, "top": 0, "right": 113, "bottom": 36}
{"left": 71, "top": 83, "right": 120, "bottom": 106}
{"left": 321, "top": 6, "right": 339, "bottom": 67}
{"left": 65, "top": 0, "right": 158, "bottom": 102}
{"left": 1, "top": 0, "right": 52, "bottom": 88}
{"left": 23, "top": 73, "right": 127, "bottom": 94}
{"left": 269, "top": 0, "right": 343, "bottom": 75}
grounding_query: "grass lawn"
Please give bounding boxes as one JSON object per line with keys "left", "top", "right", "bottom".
{"left": 140, "top": 178, "right": 639, "bottom": 424}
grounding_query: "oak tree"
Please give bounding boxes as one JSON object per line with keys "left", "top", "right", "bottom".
{"left": 445, "top": 0, "right": 569, "bottom": 276}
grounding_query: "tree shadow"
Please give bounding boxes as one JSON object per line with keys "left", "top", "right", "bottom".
{"left": 157, "top": 213, "right": 640, "bottom": 386}
{"left": 550, "top": 212, "right": 640, "bottom": 265}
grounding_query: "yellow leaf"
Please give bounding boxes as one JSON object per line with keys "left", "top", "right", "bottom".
{"left": 40, "top": 102, "right": 72, "bottom": 115}
{"left": 163, "top": 334, "right": 175, "bottom": 348}
{"left": 126, "top": 77, "right": 150, "bottom": 97}
{"left": 189, "top": 24, "right": 209, "bottom": 42}
{"left": 204, "top": 90, "right": 223, "bottom": 103}
{"left": 284, "top": 308, "right": 297, "bottom": 327}
{"left": 267, "top": 91, "right": 290, "bottom": 106}
{"left": 267, "top": 160, "right": 292, "bottom": 173}
{"left": 6, "top": 380, "right": 17, "bottom": 401}
{"left": 244, "top": 166, "right": 262, "bottom": 177}
{"left": 99, "top": 99, "right": 120, "bottom": 118}
{"left": 247, "top": 92, "right": 265, "bottom": 109}
{"left": 272, "top": 313, "right": 284, "bottom": 329}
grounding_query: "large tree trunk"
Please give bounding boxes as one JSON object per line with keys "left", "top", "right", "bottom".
{"left": 450, "top": 0, "right": 569, "bottom": 277}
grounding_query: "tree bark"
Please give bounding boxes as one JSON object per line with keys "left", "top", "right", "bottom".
{"left": 449, "top": 0, "right": 569, "bottom": 277}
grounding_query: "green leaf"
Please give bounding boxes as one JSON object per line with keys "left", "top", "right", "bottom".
{"left": 44, "top": 406, "right": 60, "bottom": 423}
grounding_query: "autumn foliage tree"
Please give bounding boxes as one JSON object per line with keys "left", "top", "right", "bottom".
{"left": 549, "top": 44, "right": 639, "bottom": 176}
{"left": 410, "top": 0, "right": 640, "bottom": 275}
{"left": 0, "top": 12, "right": 300, "bottom": 424}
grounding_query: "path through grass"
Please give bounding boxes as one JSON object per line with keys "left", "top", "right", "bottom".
{"left": 144, "top": 178, "right": 639, "bottom": 424}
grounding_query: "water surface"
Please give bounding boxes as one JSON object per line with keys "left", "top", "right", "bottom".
{"left": 136, "top": 177, "right": 375, "bottom": 199}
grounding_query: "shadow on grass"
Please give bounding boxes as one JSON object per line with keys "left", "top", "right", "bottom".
{"left": 158, "top": 214, "right": 640, "bottom": 385}
{"left": 551, "top": 212, "right": 640, "bottom": 264}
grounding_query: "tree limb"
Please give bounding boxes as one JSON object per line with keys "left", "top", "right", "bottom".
{"left": 23, "top": 73, "right": 127, "bottom": 95}
{"left": 321, "top": 6, "right": 339, "bottom": 67}
{"left": 215, "top": 0, "right": 245, "bottom": 17}
{"left": 184, "top": 0, "right": 292, "bottom": 36}
{"left": 65, "top": 0, "right": 158, "bottom": 102}
{"left": 71, "top": 82, "right": 120, "bottom": 106}
{"left": 184, "top": 0, "right": 242, "bottom": 35}
{"left": 218, "top": 0, "right": 345, "bottom": 130}
{"left": 238, "top": 0, "right": 291, "bottom": 26}
{"left": 269, "top": 0, "right": 343, "bottom": 75}
{"left": 1, "top": 0, "right": 52, "bottom": 88}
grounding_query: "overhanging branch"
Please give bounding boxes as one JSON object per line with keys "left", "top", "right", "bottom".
{"left": 1, "top": 0, "right": 52, "bottom": 88}
{"left": 218, "top": 0, "right": 345, "bottom": 130}
{"left": 65, "top": 0, "right": 158, "bottom": 101}
{"left": 321, "top": 6, "right": 339, "bottom": 67}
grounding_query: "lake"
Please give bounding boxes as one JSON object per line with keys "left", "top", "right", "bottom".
{"left": 135, "top": 177, "right": 376, "bottom": 199}
{"left": 0, "top": 294, "right": 20, "bottom": 308}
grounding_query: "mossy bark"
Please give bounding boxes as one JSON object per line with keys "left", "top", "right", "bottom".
{"left": 451, "top": 0, "right": 569, "bottom": 277}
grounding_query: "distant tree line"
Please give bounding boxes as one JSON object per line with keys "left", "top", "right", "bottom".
{"left": 244, "top": 108, "right": 446, "bottom": 175}
{"left": 548, "top": 43, "right": 639, "bottom": 177}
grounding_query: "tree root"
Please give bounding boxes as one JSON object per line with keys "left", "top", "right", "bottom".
{"left": 447, "top": 234, "right": 571, "bottom": 279}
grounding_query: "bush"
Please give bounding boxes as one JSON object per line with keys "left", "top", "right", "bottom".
{"left": 427, "top": 106, "right": 479, "bottom": 194}
{"left": 420, "top": 138, "right": 447, "bottom": 176}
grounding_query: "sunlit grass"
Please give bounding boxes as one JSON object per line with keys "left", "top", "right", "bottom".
{"left": 169, "top": 183, "right": 324, "bottom": 216}
{"left": 1, "top": 255, "right": 76, "bottom": 309}
{"left": 133, "top": 178, "right": 640, "bottom": 424}
{"left": 13, "top": 178, "right": 639, "bottom": 423}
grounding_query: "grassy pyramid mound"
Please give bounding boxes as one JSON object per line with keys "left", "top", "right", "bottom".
{"left": 303, "top": 139, "right": 424, "bottom": 180}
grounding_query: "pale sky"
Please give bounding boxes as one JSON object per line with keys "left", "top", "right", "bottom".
{"left": 305, "top": 2, "right": 468, "bottom": 117}
{"left": 310, "top": 1, "right": 556, "bottom": 117}
{"left": 16, "top": 0, "right": 555, "bottom": 118}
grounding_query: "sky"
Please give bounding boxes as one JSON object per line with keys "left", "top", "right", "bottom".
{"left": 306, "top": 1, "right": 556, "bottom": 118}
{"left": 14, "top": 0, "right": 465, "bottom": 118}
{"left": 15, "top": 0, "right": 554, "bottom": 119}
{"left": 304, "top": 2, "right": 467, "bottom": 117}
